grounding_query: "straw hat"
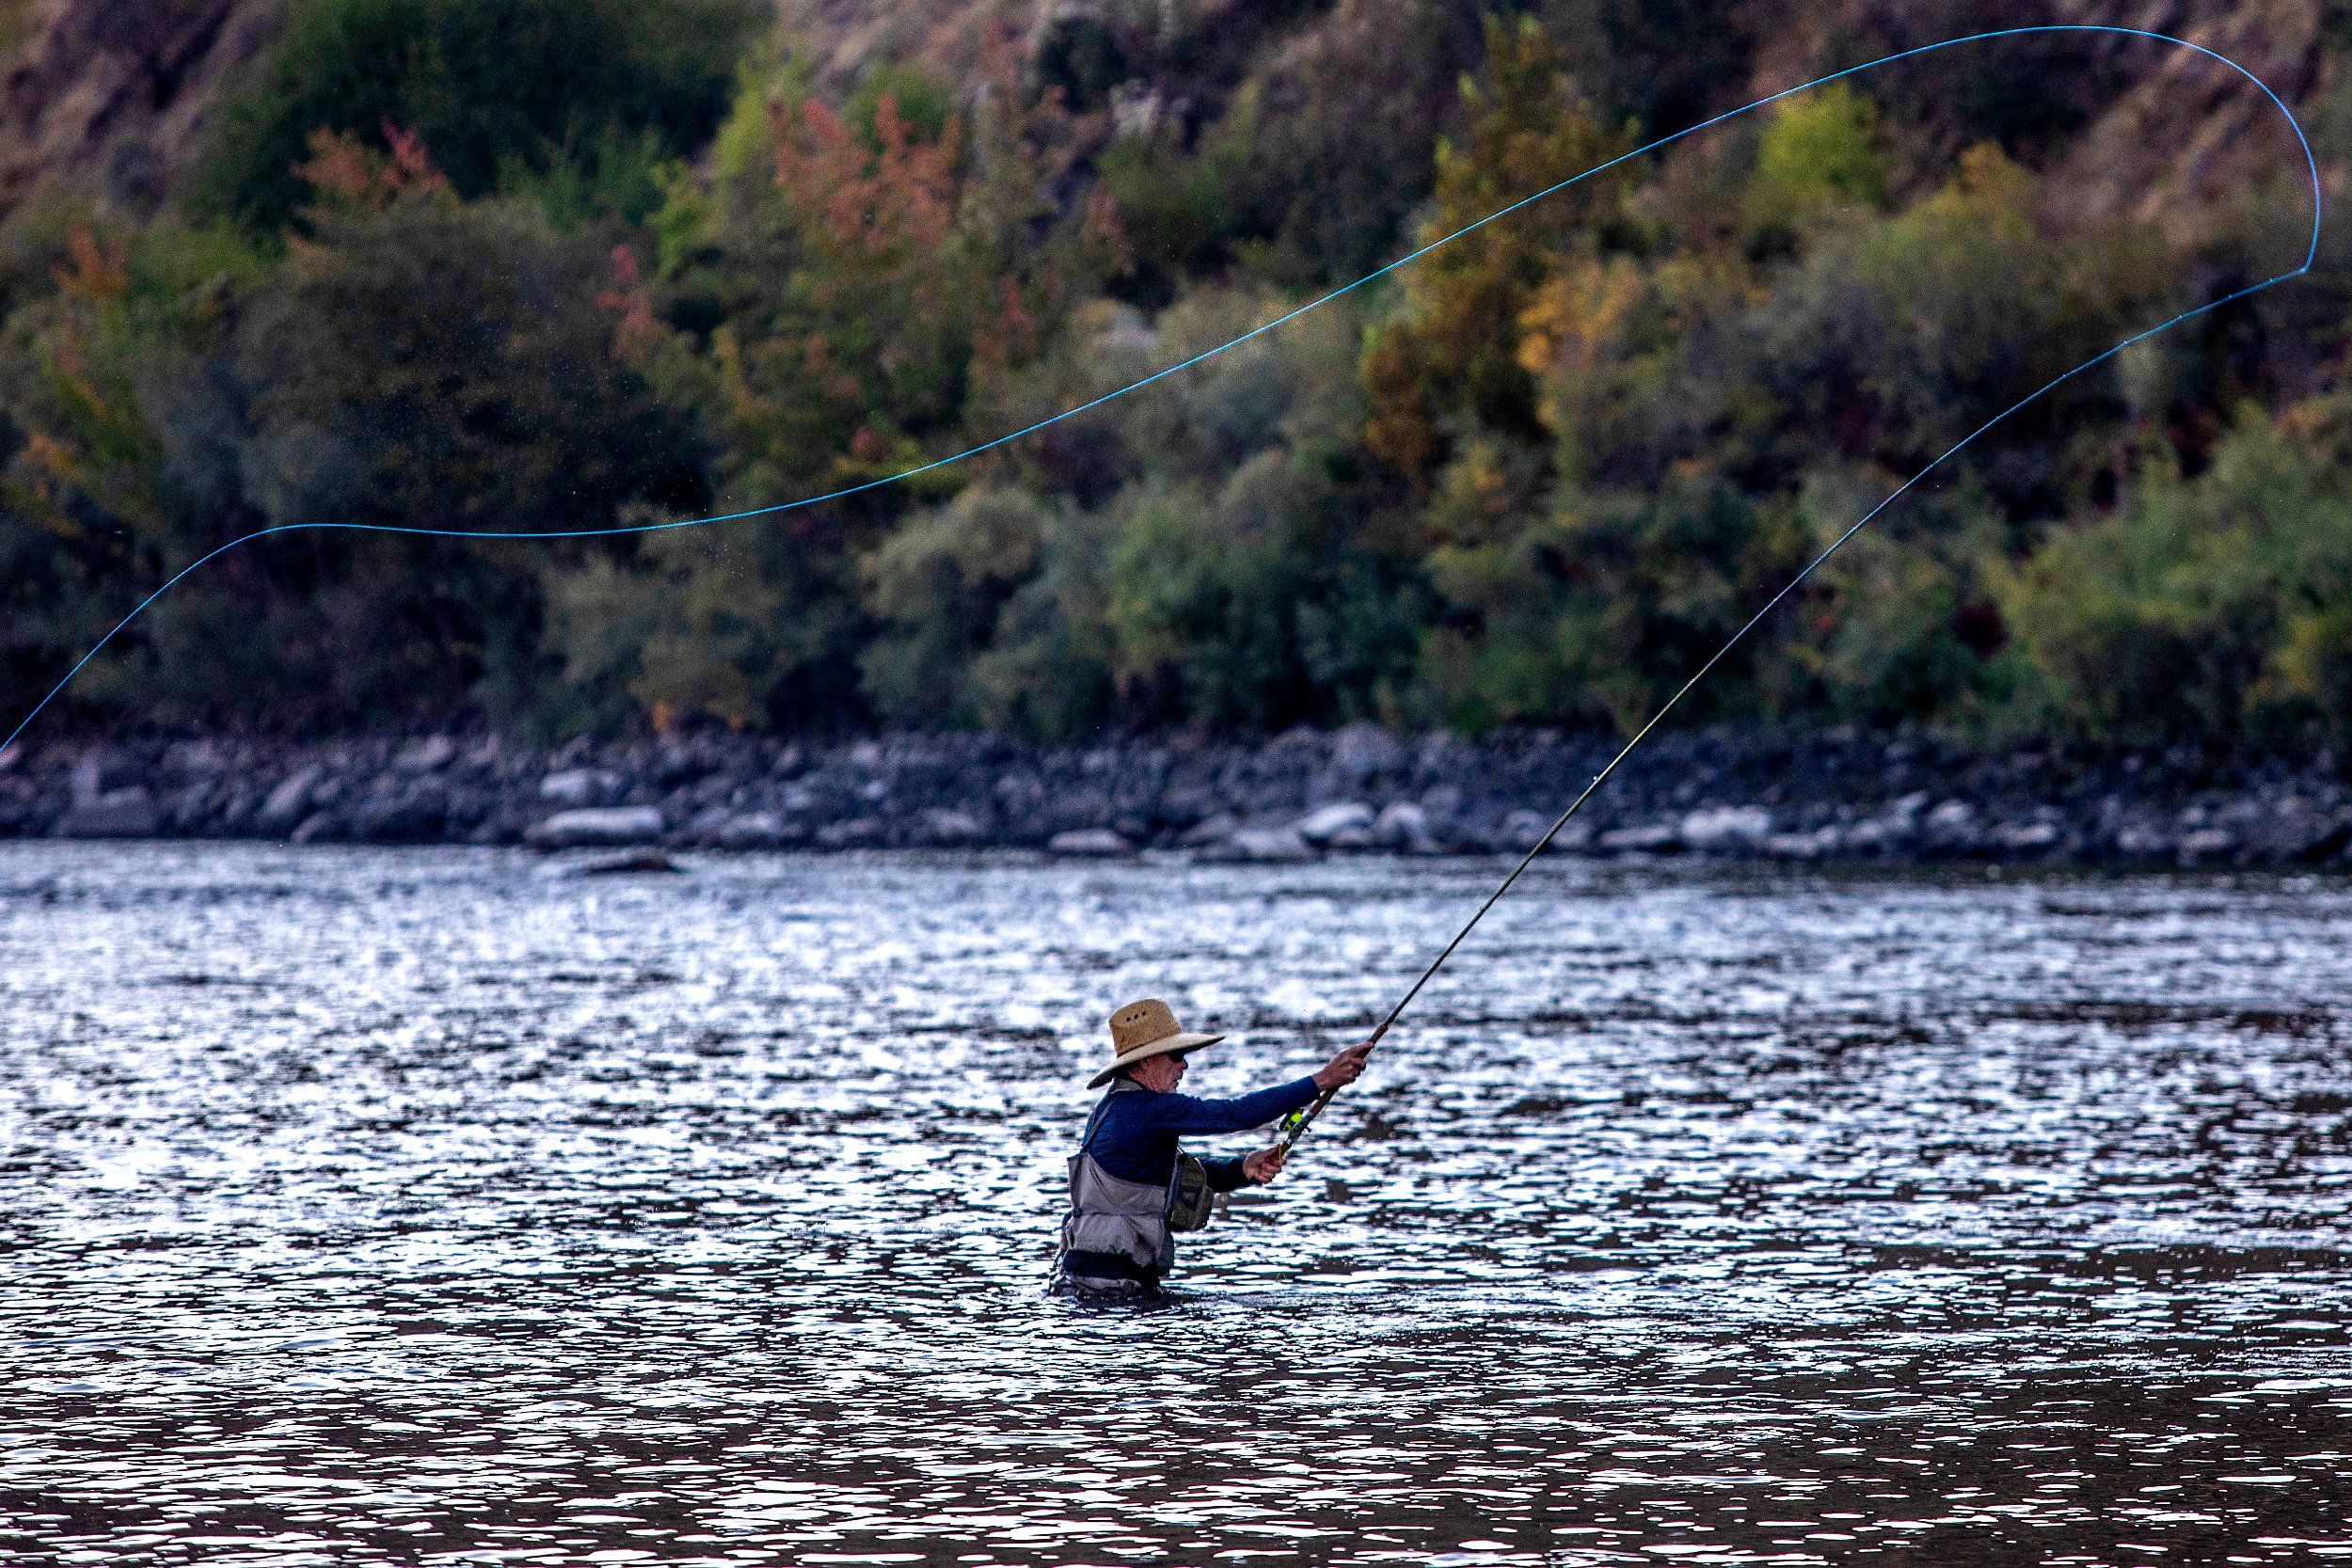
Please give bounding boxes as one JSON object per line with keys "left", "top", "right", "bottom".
{"left": 1089, "top": 998, "right": 1225, "bottom": 1088}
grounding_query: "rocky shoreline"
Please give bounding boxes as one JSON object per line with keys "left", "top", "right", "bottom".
{"left": 1, "top": 723, "right": 2347, "bottom": 869}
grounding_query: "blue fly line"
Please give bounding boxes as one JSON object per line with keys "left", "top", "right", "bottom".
{"left": 1, "top": 21, "right": 2320, "bottom": 784}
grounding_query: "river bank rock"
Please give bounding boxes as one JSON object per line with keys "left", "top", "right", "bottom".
{"left": 254, "top": 765, "right": 325, "bottom": 835}
{"left": 919, "top": 808, "right": 987, "bottom": 846}
{"left": 1200, "top": 822, "right": 1315, "bottom": 863}
{"left": 703, "top": 810, "right": 804, "bottom": 850}
{"left": 1375, "top": 800, "right": 1438, "bottom": 854}
{"left": 4, "top": 725, "right": 2348, "bottom": 871}
{"left": 1047, "top": 828, "right": 1133, "bottom": 856}
{"left": 1678, "top": 805, "right": 1772, "bottom": 853}
{"left": 1295, "top": 801, "right": 1376, "bottom": 848}
{"left": 527, "top": 806, "right": 666, "bottom": 849}
{"left": 540, "top": 767, "right": 626, "bottom": 808}
{"left": 56, "top": 786, "right": 159, "bottom": 839}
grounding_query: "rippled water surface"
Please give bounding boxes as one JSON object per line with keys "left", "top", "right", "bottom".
{"left": 3, "top": 843, "right": 2349, "bottom": 1564}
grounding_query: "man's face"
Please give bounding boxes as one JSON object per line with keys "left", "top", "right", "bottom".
{"left": 1129, "top": 1051, "right": 1187, "bottom": 1092}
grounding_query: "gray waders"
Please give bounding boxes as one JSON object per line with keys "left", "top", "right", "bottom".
{"left": 1057, "top": 1082, "right": 1216, "bottom": 1296}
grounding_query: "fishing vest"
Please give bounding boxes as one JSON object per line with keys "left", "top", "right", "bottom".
{"left": 1058, "top": 1082, "right": 1216, "bottom": 1289}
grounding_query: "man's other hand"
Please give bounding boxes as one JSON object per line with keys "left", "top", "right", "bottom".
{"left": 1242, "top": 1146, "right": 1288, "bottom": 1184}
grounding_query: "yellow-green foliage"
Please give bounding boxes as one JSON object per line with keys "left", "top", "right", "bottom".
{"left": 1754, "top": 83, "right": 1888, "bottom": 222}
{"left": 864, "top": 486, "right": 1053, "bottom": 727}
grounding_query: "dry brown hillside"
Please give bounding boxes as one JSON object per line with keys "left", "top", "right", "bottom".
{"left": 0, "top": 0, "right": 2326, "bottom": 231}
{"left": 1740, "top": 0, "right": 2329, "bottom": 234}
{"left": 0, "top": 0, "right": 280, "bottom": 217}
{"left": 2043, "top": 0, "right": 2329, "bottom": 234}
{"left": 781, "top": 0, "right": 2333, "bottom": 230}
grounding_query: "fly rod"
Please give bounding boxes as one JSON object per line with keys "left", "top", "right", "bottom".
{"left": 1274, "top": 33, "right": 2319, "bottom": 1158}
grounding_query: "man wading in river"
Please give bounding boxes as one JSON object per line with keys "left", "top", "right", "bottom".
{"left": 1057, "top": 998, "right": 1374, "bottom": 1297}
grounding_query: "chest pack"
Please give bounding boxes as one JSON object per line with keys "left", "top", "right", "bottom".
{"left": 1167, "top": 1152, "right": 1216, "bottom": 1231}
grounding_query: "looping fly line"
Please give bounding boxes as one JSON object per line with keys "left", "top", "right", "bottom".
{"left": 1, "top": 29, "right": 2321, "bottom": 756}
{"left": 0, "top": 27, "right": 2322, "bottom": 972}
{"left": 1265, "top": 29, "right": 2319, "bottom": 1151}
{"left": 1, "top": 27, "right": 2319, "bottom": 753}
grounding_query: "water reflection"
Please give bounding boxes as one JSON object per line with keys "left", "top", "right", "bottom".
{"left": 1, "top": 845, "right": 2346, "bottom": 1563}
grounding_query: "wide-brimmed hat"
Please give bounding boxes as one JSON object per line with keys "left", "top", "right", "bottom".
{"left": 1088, "top": 998, "right": 1225, "bottom": 1088}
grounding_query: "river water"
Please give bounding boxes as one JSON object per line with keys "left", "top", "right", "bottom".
{"left": 0, "top": 843, "right": 2346, "bottom": 1565}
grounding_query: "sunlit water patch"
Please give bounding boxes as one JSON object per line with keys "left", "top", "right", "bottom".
{"left": 1, "top": 844, "right": 2347, "bottom": 1563}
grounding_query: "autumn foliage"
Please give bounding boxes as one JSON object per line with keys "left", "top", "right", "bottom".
{"left": 0, "top": 0, "right": 2344, "bottom": 747}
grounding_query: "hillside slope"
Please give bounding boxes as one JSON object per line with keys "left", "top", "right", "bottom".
{"left": 775, "top": 0, "right": 2330, "bottom": 240}
{"left": 0, "top": 0, "right": 2343, "bottom": 748}
{"left": 1, "top": 0, "right": 2324, "bottom": 229}
{"left": 0, "top": 0, "right": 280, "bottom": 216}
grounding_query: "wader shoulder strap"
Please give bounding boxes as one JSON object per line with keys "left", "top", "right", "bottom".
{"left": 1077, "top": 1093, "right": 1115, "bottom": 1157}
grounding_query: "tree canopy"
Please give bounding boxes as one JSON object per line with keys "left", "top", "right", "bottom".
{"left": 2, "top": 0, "right": 2345, "bottom": 748}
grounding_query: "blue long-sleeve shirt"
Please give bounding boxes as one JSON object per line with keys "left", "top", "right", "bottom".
{"left": 1082, "top": 1075, "right": 1323, "bottom": 1190}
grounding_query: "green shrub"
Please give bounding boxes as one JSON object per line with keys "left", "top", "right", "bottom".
{"left": 1998, "top": 404, "right": 2352, "bottom": 743}
{"left": 1777, "top": 471, "right": 2010, "bottom": 725}
{"left": 194, "top": 0, "right": 764, "bottom": 232}
{"left": 548, "top": 525, "right": 821, "bottom": 734}
{"left": 1362, "top": 16, "right": 1636, "bottom": 485}
{"left": 1751, "top": 82, "right": 1887, "bottom": 229}
{"left": 219, "top": 189, "right": 700, "bottom": 719}
{"left": 1220, "top": 0, "right": 1468, "bottom": 287}
{"left": 846, "top": 63, "right": 956, "bottom": 147}
{"left": 862, "top": 486, "right": 1053, "bottom": 726}
{"left": 1094, "top": 124, "right": 1255, "bottom": 301}
{"left": 970, "top": 513, "right": 1118, "bottom": 742}
{"left": 1104, "top": 466, "right": 1316, "bottom": 726}
{"left": 499, "top": 128, "right": 677, "bottom": 230}
{"left": 0, "top": 215, "right": 271, "bottom": 722}
{"left": 1094, "top": 284, "right": 1367, "bottom": 481}
{"left": 1410, "top": 467, "right": 1807, "bottom": 733}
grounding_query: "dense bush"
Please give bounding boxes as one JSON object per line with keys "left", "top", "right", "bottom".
{"left": 548, "top": 48, "right": 1120, "bottom": 732}
{"left": 194, "top": 0, "right": 764, "bottom": 232}
{"left": 1999, "top": 403, "right": 2352, "bottom": 744}
{"left": 2, "top": 138, "right": 704, "bottom": 728}
{"left": 863, "top": 486, "right": 1056, "bottom": 727}
{"left": 1094, "top": 0, "right": 1476, "bottom": 296}
{"left": 1362, "top": 17, "right": 1638, "bottom": 485}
